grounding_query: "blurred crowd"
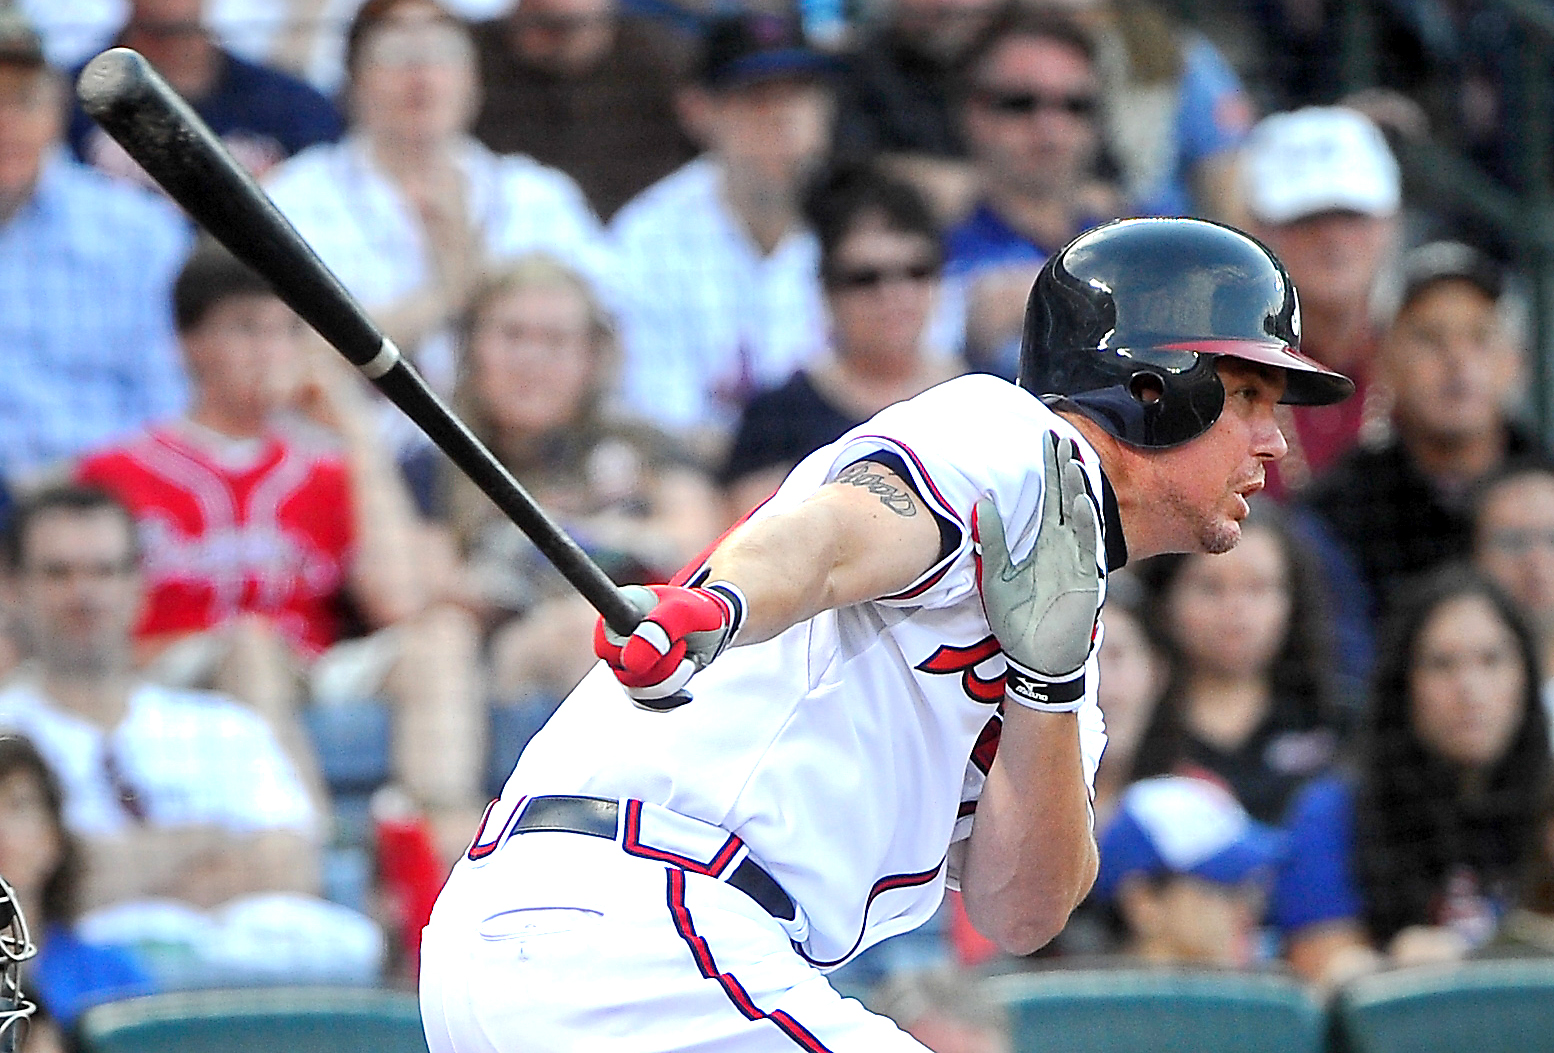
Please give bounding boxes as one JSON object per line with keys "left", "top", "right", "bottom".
{"left": 0, "top": 0, "right": 1549, "bottom": 1046}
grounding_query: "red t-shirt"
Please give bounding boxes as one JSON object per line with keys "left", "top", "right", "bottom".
{"left": 76, "top": 424, "right": 355, "bottom": 656}
{"left": 1265, "top": 336, "right": 1387, "bottom": 501}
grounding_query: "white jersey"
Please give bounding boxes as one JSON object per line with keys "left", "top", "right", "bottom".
{"left": 500, "top": 374, "right": 1113, "bottom": 968}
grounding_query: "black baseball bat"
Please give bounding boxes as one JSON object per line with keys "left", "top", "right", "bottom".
{"left": 75, "top": 47, "right": 645, "bottom": 638}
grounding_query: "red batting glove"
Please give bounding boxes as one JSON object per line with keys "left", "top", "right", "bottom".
{"left": 594, "top": 582, "right": 747, "bottom": 706}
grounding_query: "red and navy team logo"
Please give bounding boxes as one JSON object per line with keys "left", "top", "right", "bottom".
{"left": 915, "top": 635, "right": 1006, "bottom": 703}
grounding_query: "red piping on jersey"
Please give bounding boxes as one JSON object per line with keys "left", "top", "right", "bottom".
{"left": 465, "top": 796, "right": 525, "bottom": 861}
{"left": 622, "top": 799, "right": 743, "bottom": 877}
{"left": 665, "top": 868, "right": 836, "bottom": 1053}
{"left": 791, "top": 861, "right": 945, "bottom": 969}
{"left": 915, "top": 636, "right": 1007, "bottom": 704}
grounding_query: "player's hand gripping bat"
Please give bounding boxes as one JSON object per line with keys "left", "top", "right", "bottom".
{"left": 74, "top": 47, "right": 682, "bottom": 693}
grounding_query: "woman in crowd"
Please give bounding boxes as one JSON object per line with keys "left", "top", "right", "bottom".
{"left": 411, "top": 253, "right": 720, "bottom": 714}
{"left": 0, "top": 736, "right": 149, "bottom": 1035}
{"left": 1273, "top": 567, "right": 1551, "bottom": 986}
{"left": 719, "top": 163, "right": 964, "bottom": 518}
{"left": 264, "top": 0, "right": 611, "bottom": 448}
{"left": 1132, "top": 503, "right": 1339, "bottom": 824}
{"left": 1091, "top": 569, "right": 1165, "bottom": 826}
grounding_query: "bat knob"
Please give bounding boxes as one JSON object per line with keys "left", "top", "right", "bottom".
{"left": 631, "top": 690, "right": 694, "bottom": 713}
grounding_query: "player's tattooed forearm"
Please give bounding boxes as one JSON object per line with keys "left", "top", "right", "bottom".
{"left": 838, "top": 463, "right": 918, "bottom": 517}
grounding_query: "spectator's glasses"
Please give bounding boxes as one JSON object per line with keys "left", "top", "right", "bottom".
{"left": 126, "top": 19, "right": 206, "bottom": 40}
{"left": 974, "top": 88, "right": 1099, "bottom": 119}
{"left": 828, "top": 262, "right": 942, "bottom": 291}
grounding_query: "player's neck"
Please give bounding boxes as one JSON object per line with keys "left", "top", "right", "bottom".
{"left": 1058, "top": 412, "right": 1170, "bottom": 559}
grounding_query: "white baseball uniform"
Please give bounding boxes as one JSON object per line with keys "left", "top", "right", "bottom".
{"left": 421, "top": 374, "right": 1118, "bottom": 1052}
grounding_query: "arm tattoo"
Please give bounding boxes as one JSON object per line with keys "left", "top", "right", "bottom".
{"left": 837, "top": 462, "right": 918, "bottom": 517}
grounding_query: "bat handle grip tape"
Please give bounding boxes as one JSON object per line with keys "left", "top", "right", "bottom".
{"left": 359, "top": 339, "right": 403, "bottom": 380}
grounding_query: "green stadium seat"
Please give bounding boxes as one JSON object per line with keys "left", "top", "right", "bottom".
{"left": 1330, "top": 959, "right": 1554, "bottom": 1053}
{"left": 77, "top": 986, "right": 428, "bottom": 1053}
{"left": 988, "top": 968, "right": 1325, "bottom": 1053}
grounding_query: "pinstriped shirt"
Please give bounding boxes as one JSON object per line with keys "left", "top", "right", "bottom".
{"left": 0, "top": 152, "right": 192, "bottom": 483}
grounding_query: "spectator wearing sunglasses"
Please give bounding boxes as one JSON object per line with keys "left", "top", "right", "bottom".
{"left": 719, "top": 163, "right": 966, "bottom": 519}
{"left": 946, "top": 5, "right": 1119, "bottom": 377}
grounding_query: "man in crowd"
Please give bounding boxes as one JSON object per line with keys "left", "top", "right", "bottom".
{"left": 1306, "top": 241, "right": 1542, "bottom": 614}
{"left": 612, "top": 12, "right": 836, "bottom": 454}
{"left": 0, "top": 485, "right": 320, "bottom": 916}
{"left": 470, "top": 0, "right": 697, "bottom": 220}
{"left": 947, "top": 6, "right": 1116, "bottom": 375}
{"left": 1241, "top": 106, "right": 1402, "bottom": 497}
{"left": 74, "top": 238, "right": 485, "bottom": 835}
{"left": 0, "top": 9, "right": 190, "bottom": 487}
{"left": 832, "top": 0, "right": 999, "bottom": 221}
{"left": 67, "top": 0, "right": 343, "bottom": 184}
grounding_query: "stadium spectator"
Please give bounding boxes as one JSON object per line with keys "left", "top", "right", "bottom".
{"left": 1069, "top": 0, "right": 1253, "bottom": 221}
{"left": 1092, "top": 776, "right": 1285, "bottom": 969}
{"left": 0, "top": 486, "right": 322, "bottom": 913}
{"left": 1273, "top": 567, "right": 1550, "bottom": 986}
{"left": 469, "top": 0, "right": 697, "bottom": 220}
{"left": 1475, "top": 464, "right": 1554, "bottom": 738}
{"left": 411, "top": 254, "right": 720, "bottom": 713}
{"left": 947, "top": 6, "right": 1118, "bottom": 375}
{"left": 264, "top": 0, "right": 611, "bottom": 449}
{"left": 1241, "top": 107, "right": 1401, "bottom": 497}
{"left": 720, "top": 163, "right": 964, "bottom": 518}
{"left": 830, "top": 0, "right": 997, "bottom": 221}
{"left": 1305, "top": 241, "right": 1540, "bottom": 615}
{"left": 74, "top": 238, "right": 485, "bottom": 831}
{"left": 0, "top": 9, "right": 191, "bottom": 487}
{"left": 1091, "top": 569, "right": 1163, "bottom": 825}
{"left": 611, "top": 11, "right": 836, "bottom": 455}
{"left": 65, "top": 0, "right": 343, "bottom": 188}
{"left": 1132, "top": 504, "right": 1339, "bottom": 824}
{"left": 0, "top": 735, "right": 150, "bottom": 1032}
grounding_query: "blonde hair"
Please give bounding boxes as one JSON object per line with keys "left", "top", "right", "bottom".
{"left": 445, "top": 253, "right": 620, "bottom": 551}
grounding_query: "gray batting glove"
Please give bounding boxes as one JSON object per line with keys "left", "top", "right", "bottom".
{"left": 976, "top": 435, "right": 1103, "bottom": 713}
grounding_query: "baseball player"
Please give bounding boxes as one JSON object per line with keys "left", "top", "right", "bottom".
{"left": 419, "top": 218, "right": 1353, "bottom": 1052}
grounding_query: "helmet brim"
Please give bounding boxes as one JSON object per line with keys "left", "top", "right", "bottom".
{"left": 1158, "top": 339, "right": 1355, "bottom": 407}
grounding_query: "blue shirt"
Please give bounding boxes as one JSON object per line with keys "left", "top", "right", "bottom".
{"left": 0, "top": 153, "right": 192, "bottom": 481}
{"left": 1134, "top": 35, "right": 1252, "bottom": 218}
{"left": 1269, "top": 775, "right": 1363, "bottom": 934}
{"left": 69, "top": 50, "right": 343, "bottom": 177}
{"left": 945, "top": 203, "right": 1111, "bottom": 278}
{"left": 30, "top": 923, "right": 153, "bottom": 1029}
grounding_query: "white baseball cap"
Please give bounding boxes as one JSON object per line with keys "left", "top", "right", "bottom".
{"left": 1242, "top": 107, "right": 1401, "bottom": 225}
{"left": 1092, "top": 776, "right": 1286, "bottom": 901}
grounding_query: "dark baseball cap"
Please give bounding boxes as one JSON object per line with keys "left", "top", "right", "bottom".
{"left": 697, "top": 12, "right": 836, "bottom": 91}
{"left": 1396, "top": 241, "right": 1505, "bottom": 314}
{"left": 0, "top": 9, "right": 45, "bottom": 69}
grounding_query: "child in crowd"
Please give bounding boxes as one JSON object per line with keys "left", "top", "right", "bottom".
{"left": 1273, "top": 566, "right": 1550, "bottom": 986}
{"left": 1092, "top": 776, "right": 1285, "bottom": 969}
{"left": 1132, "top": 503, "right": 1340, "bottom": 823}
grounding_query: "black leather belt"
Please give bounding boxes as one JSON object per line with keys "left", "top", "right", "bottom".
{"left": 513, "top": 795, "right": 796, "bottom": 922}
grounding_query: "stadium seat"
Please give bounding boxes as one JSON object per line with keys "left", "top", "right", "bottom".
{"left": 987, "top": 968, "right": 1325, "bottom": 1053}
{"left": 78, "top": 986, "right": 428, "bottom": 1053}
{"left": 1330, "top": 959, "right": 1554, "bottom": 1053}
